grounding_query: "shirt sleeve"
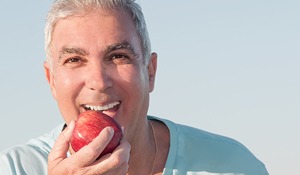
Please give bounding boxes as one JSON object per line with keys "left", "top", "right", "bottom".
{"left": 0, "top": 145, "right": 49, "bottom": 175}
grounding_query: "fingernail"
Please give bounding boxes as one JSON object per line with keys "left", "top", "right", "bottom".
{"left": 107, "top": 127, "right": 114, "bottom": 136}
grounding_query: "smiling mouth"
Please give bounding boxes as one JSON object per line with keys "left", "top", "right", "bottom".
{"left": 83, "top": 101, "right": 120, "bottom": 117}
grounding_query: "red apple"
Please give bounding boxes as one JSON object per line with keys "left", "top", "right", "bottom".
{"left": 70, "top": 110, "right": 123, "bottom": 158}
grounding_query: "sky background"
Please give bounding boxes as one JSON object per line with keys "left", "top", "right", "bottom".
{"left": 0, "top": 0, "right": 299, "bottom": 174}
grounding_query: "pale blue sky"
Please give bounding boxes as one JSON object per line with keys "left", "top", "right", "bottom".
{"left": 0, "top": 1, "right": 299, "bottom": 174}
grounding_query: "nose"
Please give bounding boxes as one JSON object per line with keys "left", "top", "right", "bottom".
{"left": 85, "top": 62, "right": 113, "bottom": 92}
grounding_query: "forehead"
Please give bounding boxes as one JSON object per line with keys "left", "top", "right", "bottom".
{"left": 51, "top": 9, "right": 142, "bottom": 56}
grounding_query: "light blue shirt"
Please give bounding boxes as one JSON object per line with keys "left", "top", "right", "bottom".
{"left": 151, "top": 117, "right": 269, "bottom": 175}
{"left": 0, "top": 116, "right": 269, "bottom": 175}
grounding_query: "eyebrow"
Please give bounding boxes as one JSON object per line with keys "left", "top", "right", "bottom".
{"left": 58, "top": 41, "right": 138, "bottom": 60}
{"left": 104, "top": 41, "right": 138, "bottom": 56}
{"left": 59, "top": 46, "right": 89, "bottom": 60}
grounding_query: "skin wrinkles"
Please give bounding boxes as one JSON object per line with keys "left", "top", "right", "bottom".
{"left": 58, "top": 41, "right": 140, "bottom": 66}
{"left": 44, "top": 9, "right": 160, "bottom": 174}
{"left": 46, "top": 10, "right": 152, "bottom": 132}
{"left": 104, "top": 41, "right": 139, "bottom": 59}
{"left": 59, "top": 47, "right": 90, "bottom": 60}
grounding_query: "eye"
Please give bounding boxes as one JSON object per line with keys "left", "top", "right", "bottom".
{"left": 65, "top": 57, "right": 81, "bottom": 63}
{"left": 62, "top": 56, "right": 87, "bottom": 68}
{"left": 110, "top": 54, "right": 131, "bottom": 64}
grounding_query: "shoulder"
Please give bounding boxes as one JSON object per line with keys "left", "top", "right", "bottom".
{"left": 149, "top": 116, "right": 268, "bottom": 175}
{"left": 0, "top": 124, "right": 64, "bottom": 175}
{"left": 176, "top": 123, "right": 258, "bottom": 161}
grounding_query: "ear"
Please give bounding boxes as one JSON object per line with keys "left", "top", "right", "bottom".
{"left": 44, "top": 61, "right": 57, "bottom": 100}
{"left": 148, "top": 52, "right": 157, "bottom": 93}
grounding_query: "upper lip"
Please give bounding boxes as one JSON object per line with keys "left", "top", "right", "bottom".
{"left": 83, "top": 101, "right": 120, "bottom": 111}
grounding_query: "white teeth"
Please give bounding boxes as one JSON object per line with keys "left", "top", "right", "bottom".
{"left": 85, "top": 102, "right": 120, "bottom": 111}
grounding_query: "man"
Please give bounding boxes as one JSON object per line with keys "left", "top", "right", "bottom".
{"left": 0, "top": 0, "right": 269, "bottom": 174}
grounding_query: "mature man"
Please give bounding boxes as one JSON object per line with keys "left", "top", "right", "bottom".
{"left": 0, "top": 0, "right": 268, "bottom": 174}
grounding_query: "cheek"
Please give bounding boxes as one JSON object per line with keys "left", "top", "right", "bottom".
{"left": 117, "top": 65, "right": 149, "bottom": 92}
{"left": 53, "top": 70, "right": 85, "bottom": 123}
{"left": 118, "top": 66, "right": 150, "bottom": 109}
{"left": 117, "top": 68, "right": 150, "bottom": 134}
{"left": 54, "top": 70, "right": 83, "bottom": 107}
{"left": 55, "top": 72, "right": 76, "bottom": 95}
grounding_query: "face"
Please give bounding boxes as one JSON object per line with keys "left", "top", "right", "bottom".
{"left": 44, "top": 9, "right": 157, "bottom": 140}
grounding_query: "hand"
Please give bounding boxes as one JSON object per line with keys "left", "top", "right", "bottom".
{"left": 48, "top": 120, "right": 131, "bottom": 175}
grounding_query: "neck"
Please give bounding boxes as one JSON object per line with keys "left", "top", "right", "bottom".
{"left": 127, "top": 119, "right": 157, "bottom": 174}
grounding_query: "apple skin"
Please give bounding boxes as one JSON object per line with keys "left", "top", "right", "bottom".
{"left": 70, "top": 110, "right": 123, "bottom": 158}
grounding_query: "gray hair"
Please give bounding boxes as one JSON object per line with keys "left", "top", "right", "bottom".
{"left": 45, "top": 0, "right": 151, "bottom": 68}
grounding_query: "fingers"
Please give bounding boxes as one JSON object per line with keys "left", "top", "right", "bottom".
{"left": 89, "top": 137, "right": 131, "bottom": 174}
{"left": 69, "top": 126, "right": 115, "bottom": 166}
{"left": 48, "top": 120, "right": 75, "bottom": 164}
{"left": 48, "top": 123, "right": 131, "bottom": 175}
{"left": 48, "top": 120, "right": 75, "bottom": 174}
{"left": 110, "top": 137, "right": 131, "bottom": 165}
